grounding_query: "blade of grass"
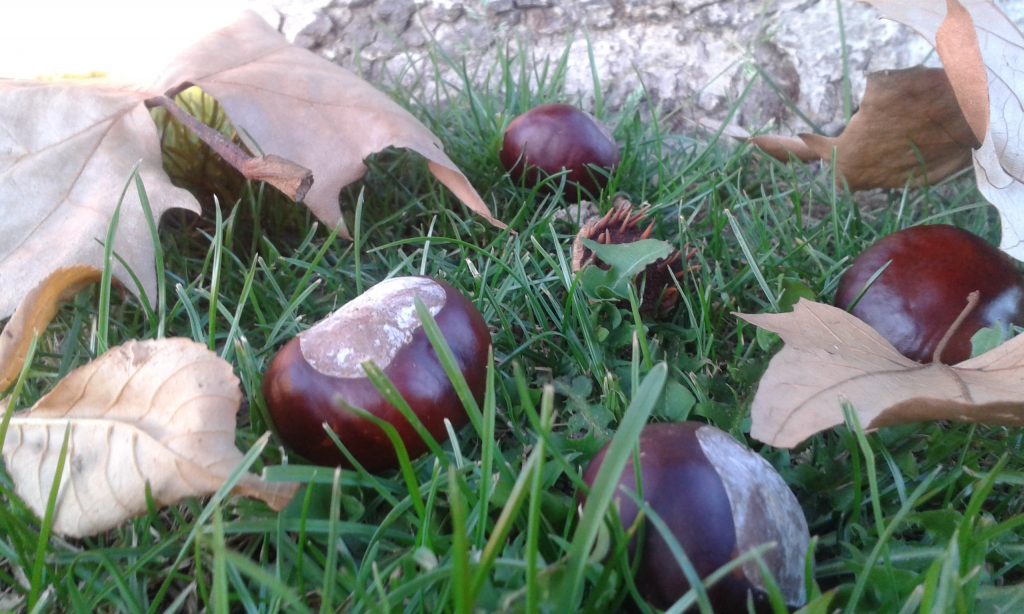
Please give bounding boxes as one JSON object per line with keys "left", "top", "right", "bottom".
{"left": 556, "top": 362, "right": 667, "bottom": 610}
{"left": 448, "top": 466, "right": 470, "bottom": 614}
{"left": 26, "top": 423, "right": 71, "bottom": 610}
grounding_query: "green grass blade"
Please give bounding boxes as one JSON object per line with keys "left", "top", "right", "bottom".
{"left": 557, "top": 362, "right": 667, "bottom": 610}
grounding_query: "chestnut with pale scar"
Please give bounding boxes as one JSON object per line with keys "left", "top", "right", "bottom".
{"left": 262, "top": 277, "right": 491, "bottom": 471}
{"left": 582, "top": 422, "right": 809, "bottom": 612}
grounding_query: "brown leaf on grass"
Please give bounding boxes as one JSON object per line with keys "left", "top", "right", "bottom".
{"left": 0, "top": 266, "right": 102, "bottom": 393}
{"left": 153, "top": 11, "right": 504, "bottom": 237}
{"left": 750, "top": 66, "right": 977, "bottom": 190}
{"left": 698, "top": 118, "right": 820, "bottom": 161}
{"left": 748, "top": 135, "right": 820, "bottom": 163}
{"left": 864, "top": 0, "right": 1024, "bottom": 260}
{"left": 737, "top": 299, "right": 1024, "bottom": 448}
{"left": 0, "top": 10, "right": 503, "bottom": 322}
{"left": 0, "top": 81, "right": 201, "bottom": 321}
{"left": 1, "top": 338, "right": 296, "bottom": 538}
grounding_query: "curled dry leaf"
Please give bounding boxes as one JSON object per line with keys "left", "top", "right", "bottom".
{"left": 1, "top": 338, "right": 296, "bottom": 538}
{"left": 0, "top": 10, "right": 503, "bottom": 322}
{"left": 153, "top": 11, "right": 504, "bottom": 237}
{"left": 0, "top": 266, "right": 102, "bottom": 393}
{"left": 737, "top": 299, "right": 1024, "bottom": 448}
{"left": 750, "top": 66, "right": 976, "bottom": 190}
{"left": 864, "top": 0, "right": 1024, "bottom": 259}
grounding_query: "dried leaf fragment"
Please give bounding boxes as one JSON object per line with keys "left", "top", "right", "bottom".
{"left": 865, "top": 0, "right": 1024, "bottom": 258}
{"left": 0, "top": 266, "right": 102, "bottom": 393}
{"left": 738, "top": 299, "right": 1024, "bottom": 448}
{"left": 1, "top": 338, "right": 296, "bottom": 537}
{"left": 751, "top": 66, "right": 976, "bottom": 190}
{"left": 154, "top": 11, "right": 505, "bottom": 237}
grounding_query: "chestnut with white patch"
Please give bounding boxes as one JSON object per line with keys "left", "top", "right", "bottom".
{"left": 262, "top": 277, "right": 491, "bottom": 471}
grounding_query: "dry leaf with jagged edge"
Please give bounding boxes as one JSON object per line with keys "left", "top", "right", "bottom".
{"left": 737, "top": 299, "right": 1024, "bottom": 449}
{"left": 0, "top": 80, "right": 201, "bottom": 322}
{"left": 1, "top": 338, "right": 296, "bottom": 538}
{"left": 864, "top": 0, "right": 1024, "bottom": 260}
{"left": 0, "top": 10, "right": 504, "bottom": 322}
{"left": 151, "top": 11, "right": 503, "bottom": 237}
{"left": 749, "top": 66, "right": 977, "bottom": 190}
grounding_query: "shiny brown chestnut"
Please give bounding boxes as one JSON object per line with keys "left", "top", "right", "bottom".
{"left": 500, "top": 103, "right": 620, "bottom": 197}
{"left": 262, "top": 277, "right": 491, "bottom": 471}
{"left": 835, "top": 224, "right": 1024, "bottom": 364}
{"left": 582, "top": 422, "right": 809, "bottom": 612}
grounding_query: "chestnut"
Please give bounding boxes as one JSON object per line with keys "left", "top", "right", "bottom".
{"left": 500, "top": 103, "right": 620, "bottom": 197}
{"left": 835, "top": 224, "right": 1024, "bottom": 364}
{"left": 582, "top": 422, "right": 809, "bottom": 611}
{"left": 262, "top": 277, "right": 491, "bottom": 471}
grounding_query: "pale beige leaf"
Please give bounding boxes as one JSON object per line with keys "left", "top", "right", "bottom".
{"left": 153, "top": 10, "right": 505, "bottom": 237}
{"left": 737, "top": 299, "right": 1024, "bottom": 448}
{"left": 0, "top": 81, "right": 200, "bottom": 321}
{"left": 0, "top": 266, "right": 102, "bottom": 393}
{"left": 864, "top": 0, "right": 1024, "bottom": 258}
{"left": 1, "top": 338, "right": 296, "bottom": 537}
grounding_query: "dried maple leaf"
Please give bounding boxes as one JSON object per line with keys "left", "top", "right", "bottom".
{"left": 737, "top": 299, "right": 1024, "bottom": 448}
{"left": 751, "top": 66, "right": 977, "bottom": 190}
{"left": 151, "top": 11, "right": 503, "bottom": 235}
{"left": 864, "top": 0, "right": 1024, "bottom": 259}
{"left": 0, "top": 10, "right": 503, "bottom": 321}
{"left": 0, "top": 80, "right": 201, "bottom": 321}
{"left": 1, "top": 338, "right": 296, "bottom": 538}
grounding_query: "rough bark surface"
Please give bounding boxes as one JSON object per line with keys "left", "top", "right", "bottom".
{"left": 254, "top": 0, "right": 1024, "bottom": 134}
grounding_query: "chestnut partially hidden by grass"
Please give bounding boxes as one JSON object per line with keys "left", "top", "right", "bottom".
{"left": 262, "top": 277, "right": 491, "bottom": 471}
{"left": 500, "top": 103, "right": 620, "bottom": 197}
{"left": 583, "top": 422, "right": 809, "bottom": 612}
{"left": 835, "top": 224, "right": 1024, "bottom": 364}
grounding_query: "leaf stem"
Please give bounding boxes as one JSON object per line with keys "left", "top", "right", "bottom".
{"left": 146, "top": 94, "right": 313, "bottom": 201}
{"left": 933, "top": 290, "right": 980, "bottom": 363}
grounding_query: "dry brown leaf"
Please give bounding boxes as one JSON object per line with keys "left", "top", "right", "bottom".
{"left": 749, "top": 134, "right": 820, "bottom": 163}
{"left": 0, "top": 10, "right": 503, "bottom": 322}
{"left": 153, "top": 11, "right": 504, "bottom": 237}
{"left": 1, "top": 338, "right": 296, "bottom": 537}
{"left": 737, "top": 299, "right": 1024, "bottom": 448}
{"left": 864, "top": 0, "right": 1024, "bottom": 259}
{"left": 698, "top": 119, "right": 820, "bottom": 161}
{"left": 751, "top": 66, "right": 976, "bottom": 190}
{"left": 934, "top": 0, "right": 989, "bottom": 144}
{"left": 0, "top": 266, "right": 102, "bottom": 392}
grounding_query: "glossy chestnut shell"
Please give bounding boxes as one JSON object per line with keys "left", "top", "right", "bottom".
{"left": 582, "top": 422, "right": 809, "bottom": 612}
{"left": 835, "top": 224, "right": 1024, "bottom": 364}
{"left": 500, "top": 103, "right": 620, "bottom": 197}
{"left": 262, "top": 277, "right": 491, "bottom": 471}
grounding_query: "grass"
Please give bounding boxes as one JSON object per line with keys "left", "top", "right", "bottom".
{"left": 2, "top": 33, "right": 1024, "bottom": 614}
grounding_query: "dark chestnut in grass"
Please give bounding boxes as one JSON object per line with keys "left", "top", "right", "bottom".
{"left": 500, "top": 103, "right": 620, "bottom": 197}
{"left": 582, "top": 422, "right": 809, "bottom": 612}
{"left": 835, "top": 224, "right": 1024, "bottom": 364}
{"left": 262, "top": 277, "right": 491, "bottom": 471}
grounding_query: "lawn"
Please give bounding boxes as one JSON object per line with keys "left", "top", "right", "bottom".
{"left": 2, "top": 40, "right": 1024, "bottom": 613}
